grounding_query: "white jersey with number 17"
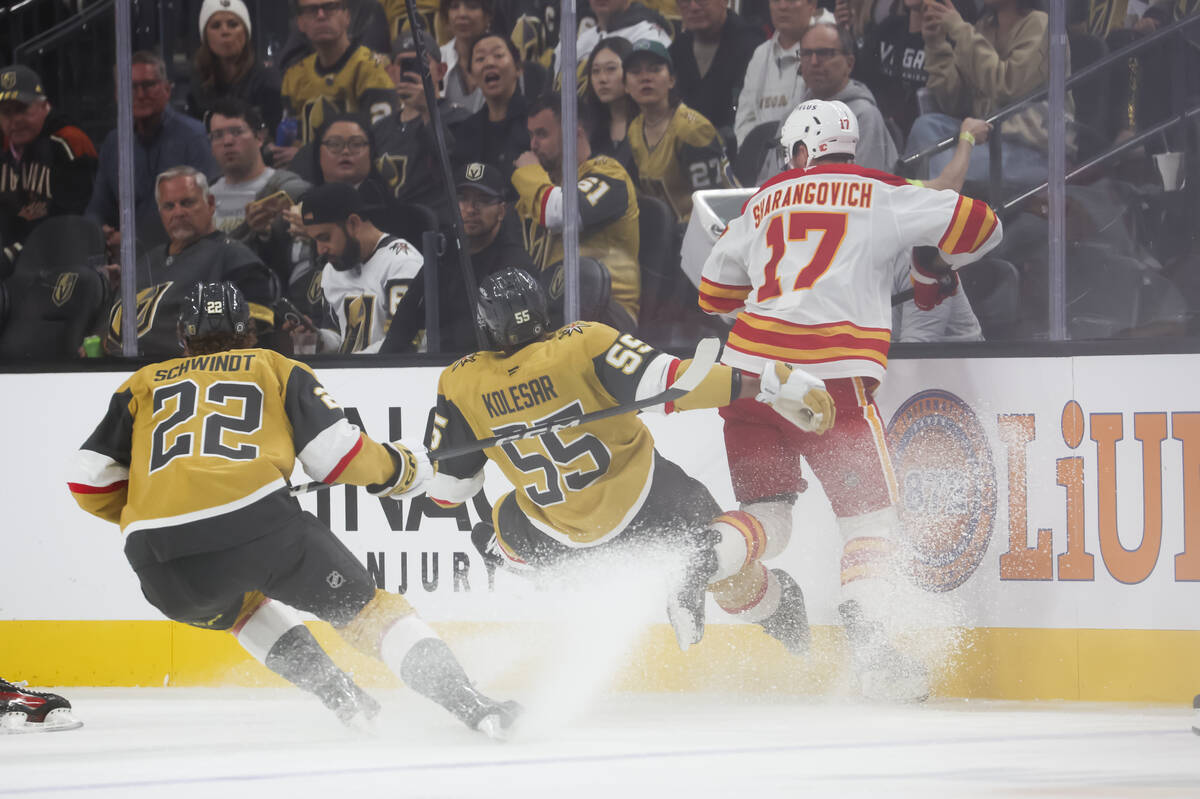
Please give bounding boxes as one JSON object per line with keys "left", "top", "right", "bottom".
{"left": 699, "top": 163, "right": 1002, "bottom": 382}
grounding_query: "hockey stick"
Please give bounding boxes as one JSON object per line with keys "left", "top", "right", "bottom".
{"left": 288, "top": 337, "right": 723, "bottom": 496}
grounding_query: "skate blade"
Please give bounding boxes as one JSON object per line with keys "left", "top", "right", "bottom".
{"left": 0, "top": 708, "right": 83, "bottom": 734}
{"left": 665, "top": 602, "right": 702, "bottom": 651}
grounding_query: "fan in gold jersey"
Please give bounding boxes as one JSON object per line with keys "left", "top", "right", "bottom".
{"left": 424, "top": 267, "right": 836, "bottom": 652}
{"left": 69, "top": 281, "right": 520, "bottom": 738}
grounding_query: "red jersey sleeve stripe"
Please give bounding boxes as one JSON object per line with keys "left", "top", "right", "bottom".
{"left": 663, "top": 357, "right": 682, "bottom": 415}
{"left": 321, "top": 433, "right": 364, "bottom": 483}
{"left": 538, "top": 186, "right": 554, "bottom": 227}
{"left": 67, "top": 480, "right": 127, "bottom": 495}
{"left": 949, "top": 199, "right": 989, "bottom": 255}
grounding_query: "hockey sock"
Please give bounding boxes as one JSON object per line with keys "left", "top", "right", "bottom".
{"left": 739, "top": 497, "right": 796, "bottom": 561}
{"left": 707, "top": 511, "right": 767, "bottom": 582}
{"left": 837, "top": 506, "right": 900, "bottom": 620}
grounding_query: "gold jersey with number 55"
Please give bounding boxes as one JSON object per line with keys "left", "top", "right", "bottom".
{"left": 424, "top": 322, "right": 735, "bottom": 546}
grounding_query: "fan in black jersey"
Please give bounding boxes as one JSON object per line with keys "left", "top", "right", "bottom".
{"left": 424, "top": 267, "right": 836, "bottom": 654}
{"left": 72, "top": 281, "right": 520, "bottom": 737}
{"left": 104, "top": 166, "right": 277, "bottom": 356}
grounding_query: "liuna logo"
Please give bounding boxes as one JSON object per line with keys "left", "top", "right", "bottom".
{"left": 887, "top": 389, "right": 997, "bottom": 592}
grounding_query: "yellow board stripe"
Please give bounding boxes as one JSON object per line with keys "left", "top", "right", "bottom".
{"left": 5, "top": 620, "right": 1200, "bottom": 703}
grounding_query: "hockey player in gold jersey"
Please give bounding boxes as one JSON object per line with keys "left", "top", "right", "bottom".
{"left": 424, "top": 268, "right": 836, "bottom": 651}
{"left": 68, "top": 282, "right": 519, "bottom": 737}
{"left": 514, "top": 93, "right": 641, "bottom": 319}
{"left": 624, "top": 40, "right": 735, "bottom": 223}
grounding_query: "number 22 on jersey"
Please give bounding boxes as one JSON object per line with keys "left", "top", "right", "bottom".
{"left": 757, "top": 211, "right": 848, "bottom": 303}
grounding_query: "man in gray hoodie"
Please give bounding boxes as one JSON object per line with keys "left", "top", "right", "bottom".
{"left": 798, "top": 22, "right": 898, "bottom": 173}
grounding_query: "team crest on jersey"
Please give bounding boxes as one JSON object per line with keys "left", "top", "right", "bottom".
{"left": 50, "top": 272, "right": 78, "bottom": 307}
{"left": 887, "top": 389, "right": 997, "bottom": 592}
{"left": 450, "top": 352, "right": 478, "bottom": 371}
{"left": 556, "top": 322, "right": 586, "bottom": 338}
{"left": 305, "top": 271, "right": 324, "bottom": 305}
{"left": 107, "top": 282, "right": 173, "bottom": 343}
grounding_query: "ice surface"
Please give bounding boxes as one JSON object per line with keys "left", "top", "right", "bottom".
{"left": 1, "top": 689, "right": 1196, "bottom": 798}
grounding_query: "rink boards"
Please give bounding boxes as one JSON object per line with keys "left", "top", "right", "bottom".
{"left": 3, "top": 352, "right": 1199, "bottom": 702}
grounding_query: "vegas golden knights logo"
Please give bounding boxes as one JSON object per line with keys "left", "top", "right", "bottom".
{"left": 305, "top": 270, "right": 324, "bottom": 305}
{"left": 1, "top": 72, "right": 14, "bottom": 91}
{"left": 465, "top": 162, "right": 485, "bottom": 181}
{"left": 107, "top": 282, "right": 173, "bottom": 344}
{"left": 340, "top": 295, "right": 374, "bottom": 353}
{"left": 51, "top": 272, "right": 78, "bottom": 307}
{"left": 547, "top": 264, "right": 565, "bottom": 300}
{"left": 521, "top": 217, "right": 554, "bottom": 270}
{"left": 378, "top": 154, "right": 409, "bottom": 192}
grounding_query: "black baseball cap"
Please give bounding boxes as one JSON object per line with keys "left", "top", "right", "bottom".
{"left": 391, "top": 29, "right": 441, "bottom": 61}
{"left": 301, "top": 183, "right": 372, "bottom": 225}
{"left": 623, "top": 39, "right": 673, "bottom": 71}
{"left": 455, "top": 162, "right": 506, "bottom": 199}
{"left": 0, "top": 65, "right": 46, "bottom": 105}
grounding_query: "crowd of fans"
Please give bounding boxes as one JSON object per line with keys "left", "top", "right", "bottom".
{"left": 0, "top": 0, "right": 1197, "bottom": 360}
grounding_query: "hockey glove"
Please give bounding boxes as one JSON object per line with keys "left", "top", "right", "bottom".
{"left": 367, "top": 441, "right": 432, "bottom": 499}
{"left": 757, "top": 362, "right": 836, "bottom": 434}
{"left": 910, "top": 261, "right": 959, "bottom": 311}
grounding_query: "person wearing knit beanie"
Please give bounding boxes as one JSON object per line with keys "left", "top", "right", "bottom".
{"left": 199, "top": 0, "right": 252, "bottom": 43}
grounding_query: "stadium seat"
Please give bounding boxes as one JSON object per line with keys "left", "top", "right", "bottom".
{"left": 733, "top": 121, "right": 781, "bottom": 188}
{"left": 960, "top": 258, "right": 1021, "bottom": 340}
{"left": 0, "top": 216, "right": 109, "bottom": 360}
{"left": 537, "top": 257, "right": 637, "bottom": 332}
{"left": 635, "top": 193, "right": 681, "bottom": 330}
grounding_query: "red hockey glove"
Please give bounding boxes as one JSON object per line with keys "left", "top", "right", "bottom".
{"left": 910, "top": 261, "right": 959, "bottom": 311}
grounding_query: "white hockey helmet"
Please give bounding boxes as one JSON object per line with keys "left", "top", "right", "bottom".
{"left": 779, "top": 99, "right": 859, "bottom": 164}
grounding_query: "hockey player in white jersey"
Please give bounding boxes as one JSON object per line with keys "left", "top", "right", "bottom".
{"left": 300, "top": 182, "right": 423, "bottom": 354}
{"left": 699, "top": 99, "right": 1003, "bottom": 702}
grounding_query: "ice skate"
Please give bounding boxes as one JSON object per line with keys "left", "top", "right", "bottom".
{"left": 0, "top": 679, "right": 83, "bottom": 734}
{"left": 838, "top": 601, "right": 930, "bottom": 703}
{"left": 755, "top": 569, "right": 811, "bottom": 656}
{"left": 315, "top": 673, "right": 380, "bottom": 732}
{"left": 666, "top": 529, "right": 721, "bottom": 650}
{"left": 445, "top": 685, "right": 523, "bottom": 741}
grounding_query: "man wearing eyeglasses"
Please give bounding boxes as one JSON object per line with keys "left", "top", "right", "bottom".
{"left": 796, "top": 22, "right": 898, "bottom": 172}
{"left": 281, "top": 0, "right": 396, "bottom": 149}
{"left": 86, "top": 51, "right": 219, "bottom": 241}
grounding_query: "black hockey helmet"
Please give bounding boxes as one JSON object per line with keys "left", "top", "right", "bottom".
{"left": 179, "top": 281, "right": 251, "bottom": 342}
{"left": 476, "top": 267, "right": 551, "bottom": 350}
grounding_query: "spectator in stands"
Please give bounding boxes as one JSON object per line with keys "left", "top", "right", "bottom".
{"left": 299, "top": 182, "right": 423, "bottom": 353}
{"left": 0, "top": 65, "right": 98, "bottom": 274}
{"left": 892, "top": 246, "right": 983, "bottom": 341}
{"left": 207, "top": 98, "right": 312, "bottom": 286}
{"left": 514, "top": 93, "right": 641, "bottom": 319}
{"left": 439, "top": 0, "right": 495, "bottom": 112}
{"left": 851, "top": 0, "right": 941, "bottom": 139}
{"left": 735, "top": 0, "right": 835, "bottom": 146}
{"left": 303, "top": 113, "right": 392, "bottom": 203}
{"left": 381, "top": 160, "right": 534, "bottom": 353}
{"left": 279, "top": 0, "right": 396, "bottom": 161}
{"left": 382, "top": 0, "right": 441, "bottom": 42}
{"left": 905, "top": 0, "right": 1066, "bottom": 190}
{"left": 582, "top": 37, "right": 638, "bottom": 176}
{"left": 625, "top": 41, "right": 733, "bottom": 224}
{"left": 670, "top": 0, "right": 764, "bottom": 133}
{"left": 277, "top": 0, "right": 393, "bottom": 75}
{"left": 375, "top": 29, "right": 471, "bottom": 224}
{"left": 86, "top": 51, "right": 219, "bottom": 245}
{"left": 186, "top": 0, "right": 284, "bottom": 135}
{"left": 103, "top": 166, "right": 276, "bottom": 356}
{"left": 552, "top": 0, "right": 673, "bottom": 85}
{"left": 797, "top": 22, "right": 898, "bottom": 172}
{"left": 452, "top": 33, "right": 531, "bottom": 175}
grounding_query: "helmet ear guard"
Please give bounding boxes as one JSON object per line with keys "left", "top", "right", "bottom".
{"left": 475, "top": 267, "right": 551, "bottom": 351}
